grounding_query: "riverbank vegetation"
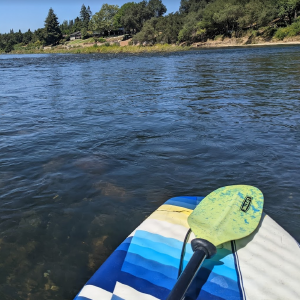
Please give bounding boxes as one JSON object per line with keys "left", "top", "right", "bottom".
{"left": 10, "top": 43, "right": 191, "bottom": 54}
{"left": 1, "top": 0, "right": 300, "bottom": 54}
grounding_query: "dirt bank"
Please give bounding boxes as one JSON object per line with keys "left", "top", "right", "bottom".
{"left": 191, "top": 36, "right": 300, "bottom": 48}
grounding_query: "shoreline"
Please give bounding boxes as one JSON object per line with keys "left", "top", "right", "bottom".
{"left": 2, "top": 39, "right": 300, "bottom": 55}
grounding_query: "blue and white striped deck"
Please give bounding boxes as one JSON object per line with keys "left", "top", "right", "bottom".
{"left": 75, "top": 196, "right": 243, "bottom": 300}
{"left": 74, "top": 196, "right": 300, "bottom": 300}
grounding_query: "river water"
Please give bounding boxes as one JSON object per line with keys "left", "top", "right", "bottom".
{"left": 0, "top": 46, "right": 300, "bottom": 299}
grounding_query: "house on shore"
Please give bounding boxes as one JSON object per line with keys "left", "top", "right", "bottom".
{"left": 69, "top": 28, "right": 132, "bottom": 41}
{"left": 70, "top": 32, "right": 82, "bottom": 40}
{"left": 92, "top": 28, "right": 132, "bottom": 37}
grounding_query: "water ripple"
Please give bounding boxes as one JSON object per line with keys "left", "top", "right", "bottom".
{"left": 0, "top": 47, "right": 300, "bottom": 299}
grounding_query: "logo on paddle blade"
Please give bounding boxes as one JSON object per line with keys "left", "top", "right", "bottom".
{"left": 240, "top": 196, "right": 252, "bottom": 212}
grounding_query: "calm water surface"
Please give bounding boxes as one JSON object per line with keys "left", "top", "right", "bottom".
{"left": 1, "top": 47, "right": 300, "bottom": 299}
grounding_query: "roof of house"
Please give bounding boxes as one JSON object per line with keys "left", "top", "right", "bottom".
{"left": 70, "top": 31, "right": 81, "bottom": 36}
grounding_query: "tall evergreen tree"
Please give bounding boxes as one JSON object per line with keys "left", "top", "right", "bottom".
{"left": 23, "top": 29, "right": 33, "bottom": 44}
{"left": 44, "top": 8, "right": 62, "bottom": 45}
{"left": 80, "top": 4, "right": 87, "bottom": 22}
{"left": 80, "top": 4, "right": 92, "bottom": 30}
{"left": 73, "top": 17, "right": 83, "bottom": 32}
{"left": 15, "top": 30, "right": 23, "bottom": 43}
{"left": 87, "top": 6, "right": 92, "bottom": 20}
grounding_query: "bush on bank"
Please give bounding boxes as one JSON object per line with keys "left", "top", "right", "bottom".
{"left": 275, "top": 18, "right": 300, "bottom": 40}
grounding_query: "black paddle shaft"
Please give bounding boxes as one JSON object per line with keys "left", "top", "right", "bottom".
{"left": 166, "top": 239, "right": 217, "bottom": 300}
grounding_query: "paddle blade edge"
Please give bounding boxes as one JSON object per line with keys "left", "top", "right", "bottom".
{"left": 188, "top": 185, "right": 264, "bottom": 246}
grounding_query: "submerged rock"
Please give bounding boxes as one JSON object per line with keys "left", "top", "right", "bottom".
{"left": 88, "top": 236, "right": 109, "bottom": 270}
{"left": 43, "top": 157, "right": 65, "bottom": 172}
{"left": 74, "top": 156, "right": 106, "bottom": 174}
{"left": 19, "top": 215, "right": 42, "bottom": 228}
{"left": 94, "top": 181, "right": 129, "bottom": 200}
{"left": 90, "top": 214, "right": 114, "bottom": 228}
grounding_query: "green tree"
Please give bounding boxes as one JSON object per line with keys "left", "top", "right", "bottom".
{"left": 44, "top": 8, "right": 62, "bottom": 45}
{"left": 5, "top": 40, "right": 14, "bottom": 53}
{"left": 189, "top": 0, "right": 245, "bottom": 40}
{"left": 81, "top": 27, "right": 89, "bottom": 39}
{"left": 277, "top": 0, "right": 300, "bottom": 24}
{"left": 179, "top": 0, "right": 208, "bottom": 14}
{"left": 80, "top": 4, "right": 92, "bottom": 29}
{"left": 0, "top": 37, "right": 4, "bottom": 51}
{"left": 114, "top": 2, "right": 135, "bottom": 28}
{"left": 210, "top": 0, "right": 242, "bottom": 35}
{"left": 23, "top": 29, "right": 33, "bottom": 44}
{"left": 60, "top": 20, "right": 69, "bottom": 35}
{"left": 120, "top": 0, "right": 163, "bottom": 32}
{"left": 121, "top": 0, "right": 152, "bottom": 32}
{"left": 239, "top": 0, "right": 277, "bottom": 28}
{"left": 148, "top": 0, "right": 167, "bottom": 17}
{"left": 120, "top": 2, "right": 144, "bottom": 32}
{"left": 15, "top": 30, "right": 23, "bottom": 43}
{"left": 89, "top": 4, "right": 119, "bottom": 35}
{"left": 178, "top": 11, "right": 203, "bottom": 42}
{"left": 73, "top": 17, "right": 83, "bottom": 32}
{"left": 157, "top": 13, "right": 184, "bottom": 44}
{"left": 33, "top": 28, "right": 46, "bottom": 44}
{"left": 133, "top": 12, "right": 184, "bottom": 44}
{"left": 133, "top": 17, "right": 159, "bottom": 44}
{"left": 0, "top": 33, "right": 11, "bottom": 50}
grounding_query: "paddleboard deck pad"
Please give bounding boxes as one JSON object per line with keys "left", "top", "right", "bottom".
{"left": 75, "top": 196, "right": 300, "bottom": 300}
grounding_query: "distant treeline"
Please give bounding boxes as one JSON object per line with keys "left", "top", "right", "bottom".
{"left": 1, "top": 0, "right": 300, "bottom": 52}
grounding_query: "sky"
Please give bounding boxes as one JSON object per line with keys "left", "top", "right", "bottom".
{"left": 0, "top": 0, "right": 182, "bottom": 34}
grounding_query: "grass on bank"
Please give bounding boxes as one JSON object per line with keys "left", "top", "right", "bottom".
{"left": 7, "top": 43, "right": 191, "bottom": 55}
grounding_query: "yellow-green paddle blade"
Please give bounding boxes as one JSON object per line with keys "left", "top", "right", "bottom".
{"left": 188, "top": 185, "right": 264, "bottom": 246}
